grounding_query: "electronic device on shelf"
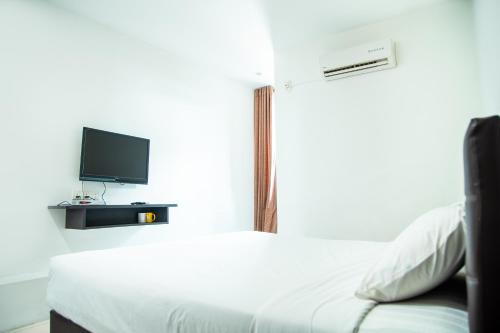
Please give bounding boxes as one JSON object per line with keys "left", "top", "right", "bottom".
{"left": 79, "top": 127, "right": 150, "bottom": 185}
{"left": 71, "top": 193, "right": 101, "bottom": 205}
{"left": 131, "top": 202, "right": 147, "bottom": 205}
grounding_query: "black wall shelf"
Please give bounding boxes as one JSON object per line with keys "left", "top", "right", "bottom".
{"left": 48, "top": 204, "right": 177, "bottom": 230}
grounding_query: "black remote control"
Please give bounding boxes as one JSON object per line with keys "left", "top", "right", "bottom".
{"left": 131, "top": 202, "right": 147, "bottom": 205}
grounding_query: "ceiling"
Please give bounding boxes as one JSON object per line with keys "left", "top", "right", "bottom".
{"left": 261, "top": 0, "right": 450, "bottom": 50}
{"left": 49, "top": 0, "right": 274, "bottom": 85}
{"left": 49, "top": 0, "right": 449, "bottom": 85}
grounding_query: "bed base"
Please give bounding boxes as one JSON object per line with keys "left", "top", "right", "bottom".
{"left": 50, "top": 310, "right": 90, "bottom": 333}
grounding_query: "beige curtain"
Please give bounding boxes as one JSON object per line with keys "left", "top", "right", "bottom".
{"left": 254, "top": 86, "right": 277, "bottom": 233}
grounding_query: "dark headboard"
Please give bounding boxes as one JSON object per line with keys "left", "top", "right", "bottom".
{"left": 464, "top": 116, "right": 500, "bottom": 333}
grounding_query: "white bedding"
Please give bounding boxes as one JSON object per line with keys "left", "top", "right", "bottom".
{"left": 47, "top": 231, "right": 468, "bottom": 333}
{"left": 359, "top": 272, "right": 468, "bottom": 333}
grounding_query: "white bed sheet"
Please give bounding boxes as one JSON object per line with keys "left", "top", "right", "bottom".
{"left": 359, "top": 273, "right": 468, "bottom": 333}
{"left": 47, "top": 231, "right": 468, "bottom": 333}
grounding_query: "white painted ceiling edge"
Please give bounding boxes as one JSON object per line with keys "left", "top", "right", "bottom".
{"left": 261, "top": 0, "right": 453, "bottom": 51}
{"left": 47, "top": 0, "right": 275, "bottom": 86}
{"left": 47, "top": 0, "right": 450, "bottom": 86}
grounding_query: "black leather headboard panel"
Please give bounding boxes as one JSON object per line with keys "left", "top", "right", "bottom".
{"left": 464, "top": 115, "right": 500, "bottom": 333}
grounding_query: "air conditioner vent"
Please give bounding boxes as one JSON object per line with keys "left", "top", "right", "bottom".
{"left": 324, "top": 58, "right": 389, "bottom": 78}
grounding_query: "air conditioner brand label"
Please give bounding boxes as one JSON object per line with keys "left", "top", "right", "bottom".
{"left": 368, "top": 47, "right": 384, "bottom": 53}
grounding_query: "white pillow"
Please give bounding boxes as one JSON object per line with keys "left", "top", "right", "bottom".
{"left": 355, "top": 203, "right": 465, "bottom": 302}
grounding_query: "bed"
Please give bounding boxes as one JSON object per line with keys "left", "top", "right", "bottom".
{"left": 47, "top": 116, "right": 500, "bottom": 333}
{"left": 48, "top": 232, "right": 467, "bottom": 333}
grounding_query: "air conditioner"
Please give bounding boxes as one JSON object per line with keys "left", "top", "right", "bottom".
{"left": 319, "top": 39, "right": 397, "bottom": 81}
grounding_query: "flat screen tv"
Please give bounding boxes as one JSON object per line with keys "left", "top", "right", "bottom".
{"left": 79, "top": 127, "right": 150, "bottom": 185}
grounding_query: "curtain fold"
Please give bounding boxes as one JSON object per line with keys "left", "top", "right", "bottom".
{"left": 254, "top": 86, "right": 277, "bottom": 233}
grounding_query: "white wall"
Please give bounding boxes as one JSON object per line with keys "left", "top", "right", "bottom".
{"left": 473, "top": 0, "right": 500, "bottom": 116}
{"left": 275, "top": 0, "right": 481, "bottom": 241}
{"left": 0, "top": 0, "right": 254, "bottom": 330}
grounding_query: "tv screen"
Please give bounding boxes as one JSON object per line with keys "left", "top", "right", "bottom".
{"left": 79, "top": 127, "right": 150, "bottom": 184}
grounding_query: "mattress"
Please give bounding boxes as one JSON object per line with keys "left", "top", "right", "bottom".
{"left": 47, "top": 231, "right": 468, "bottom": 333}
